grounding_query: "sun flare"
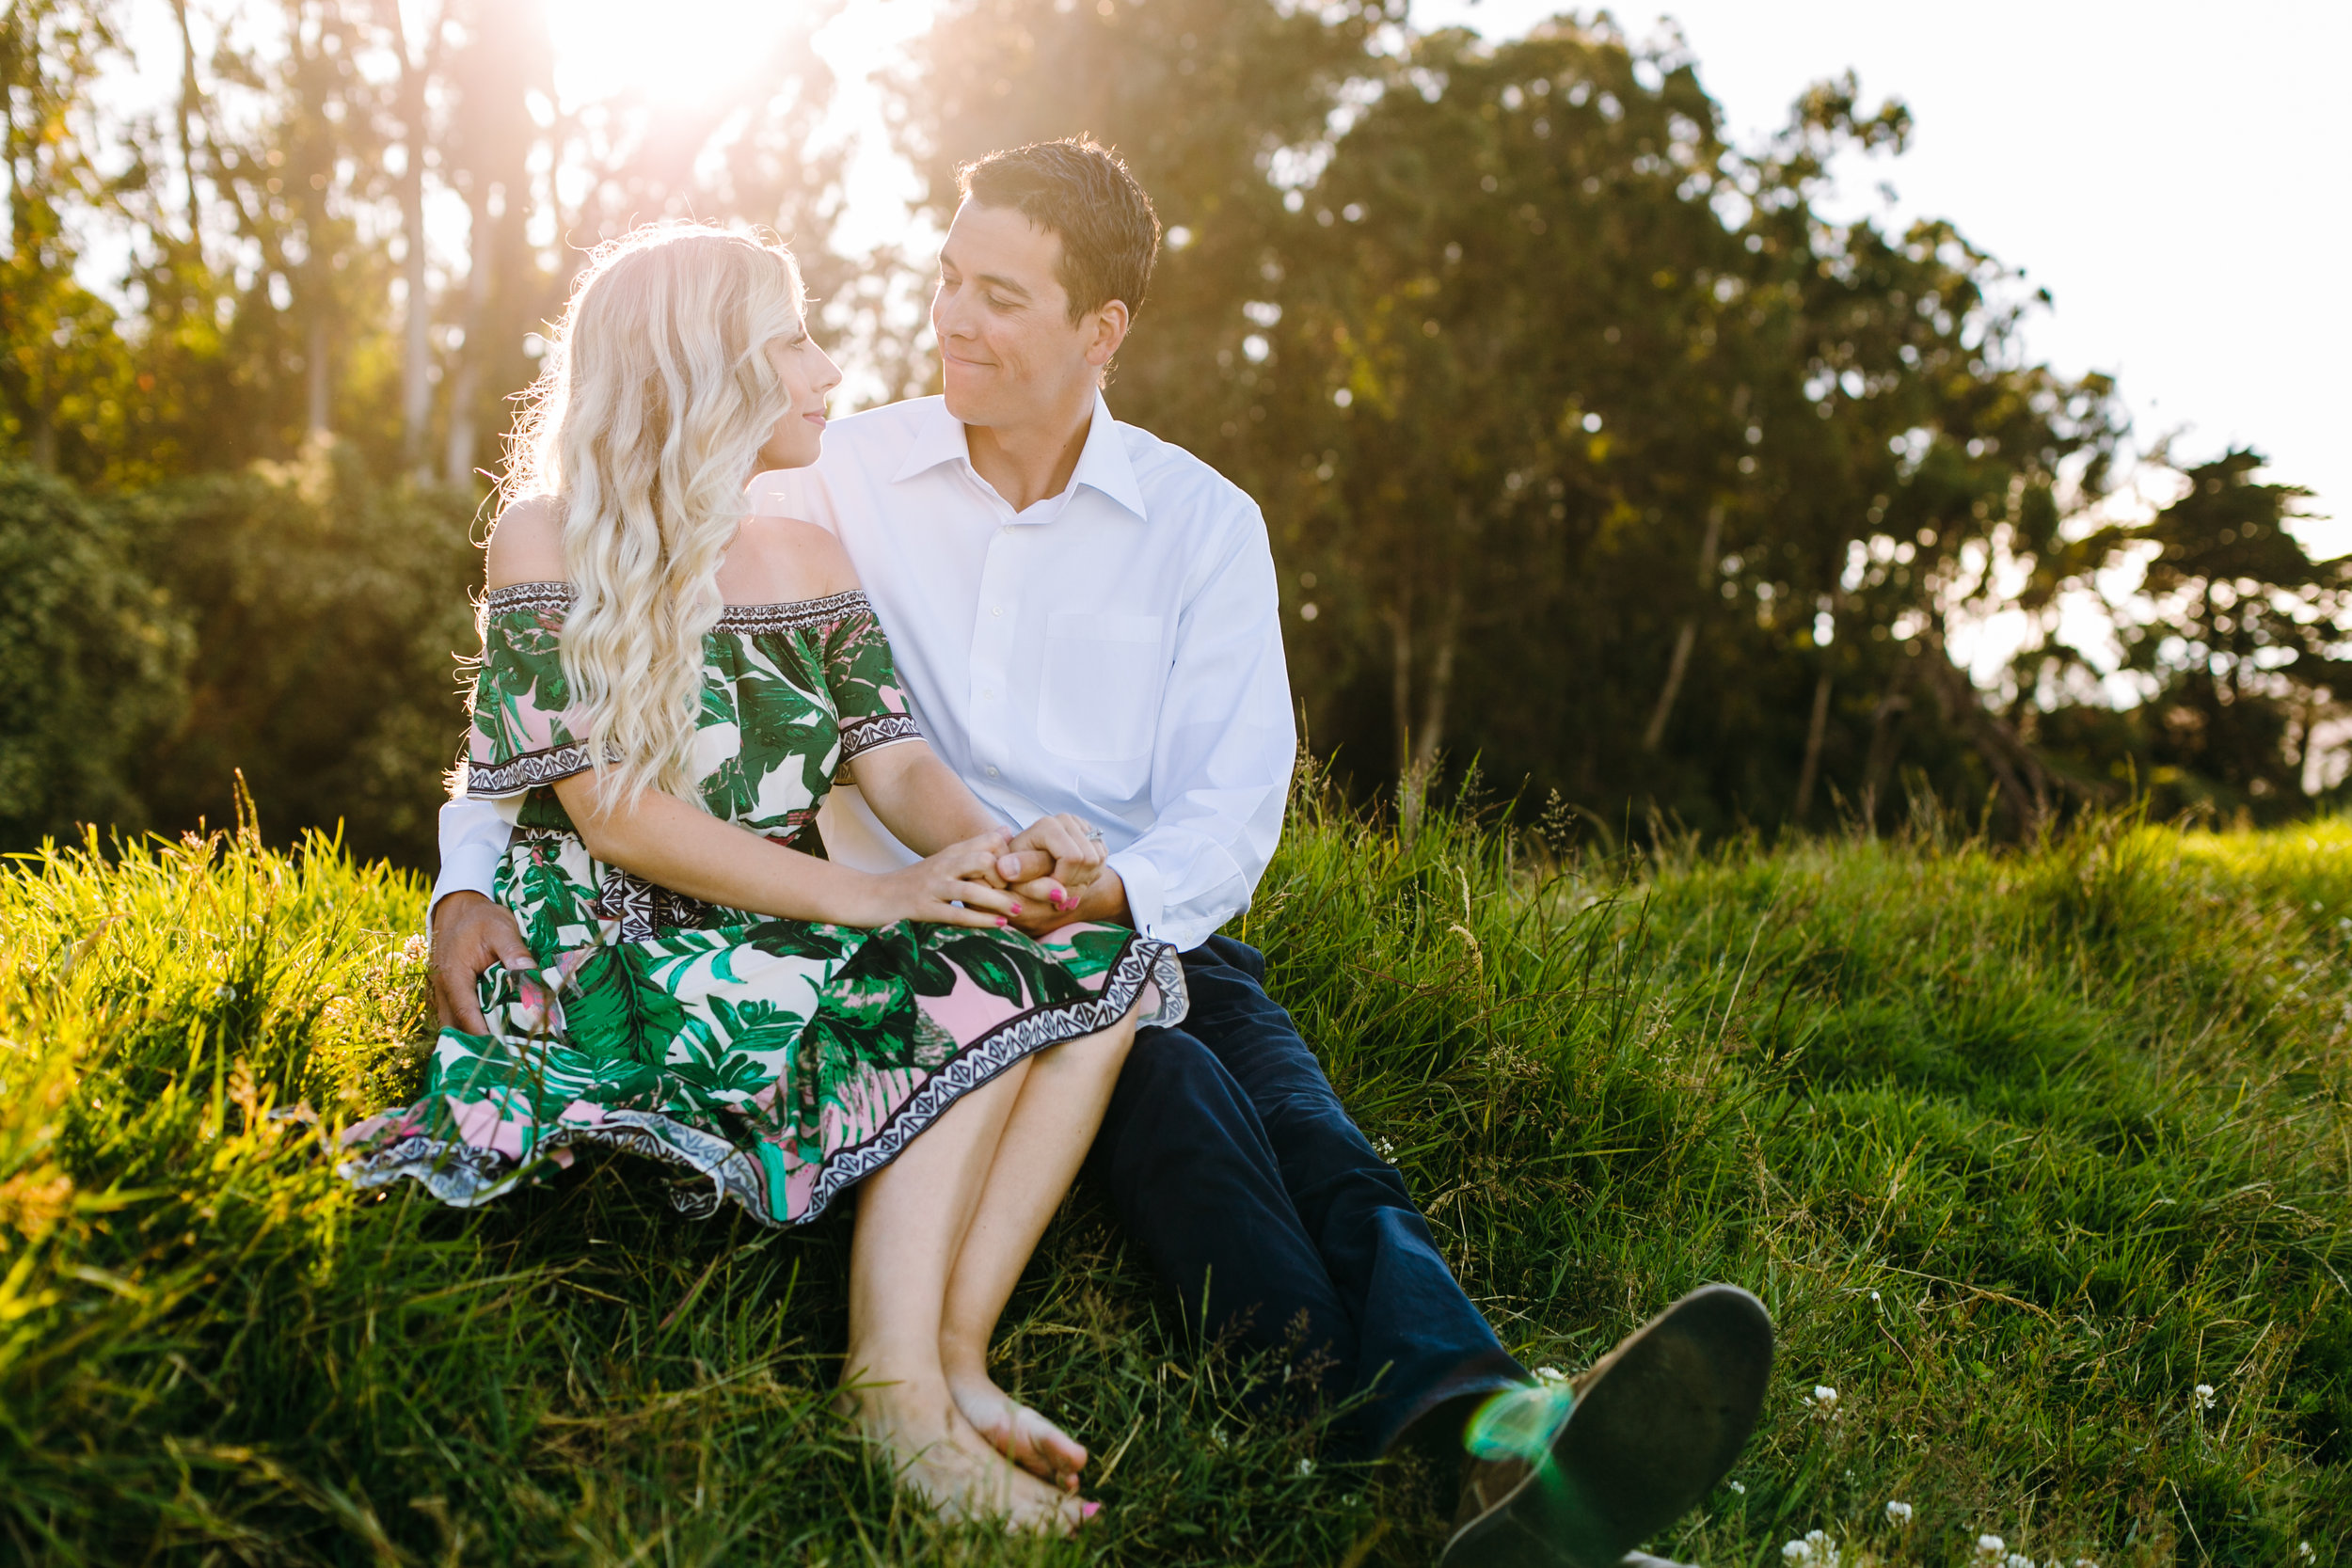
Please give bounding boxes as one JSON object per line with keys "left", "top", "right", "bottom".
{"left": 548, "top": 0, "right": 932, "bottom": 109}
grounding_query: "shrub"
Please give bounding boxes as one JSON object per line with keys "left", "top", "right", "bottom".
{"left": 117, "top": 439, "right": 484, "bottom": 868}
{"left": 0, "top": 464, "right": 190, "bottom": 849}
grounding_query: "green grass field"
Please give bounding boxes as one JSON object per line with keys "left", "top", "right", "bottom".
{"left": 3, "top": 790, "right": 2346, "bottom": 1566}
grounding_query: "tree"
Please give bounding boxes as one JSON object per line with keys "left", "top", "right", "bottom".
{"left": 0, "top": 0, "right": 135, "bottom": 478}
{"left": 2094, "top": 450, "right": 2349, "bottom": 816}
{"left": 0, "top": 465, "right": 189, "bottom": 847}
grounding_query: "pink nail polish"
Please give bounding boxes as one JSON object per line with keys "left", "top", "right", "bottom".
{"left": 1009, "top": 902, "right": 1024, "bottom": 915}
{"left": 996, "top": 917, "right": 1010, "bottom": 927}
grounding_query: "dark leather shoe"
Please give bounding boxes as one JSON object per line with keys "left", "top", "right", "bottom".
{"left": 1437, "top": 1284, "right": 1772, "bottom": 1567}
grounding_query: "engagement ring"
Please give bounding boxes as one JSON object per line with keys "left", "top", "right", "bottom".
{"left": 1084, "top": 827, "right": 1104, "bottom": 843}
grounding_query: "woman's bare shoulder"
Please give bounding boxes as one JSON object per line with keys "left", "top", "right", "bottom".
{"left": 723, "top": 515, "right": 862, "bottom": 604}
{"left": 485, "top": 496, "right": 566, "bottom": 590}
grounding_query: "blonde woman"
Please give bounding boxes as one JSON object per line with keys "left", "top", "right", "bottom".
{"left": 340, "top": 224, "right": 1183, "bottom": 1532}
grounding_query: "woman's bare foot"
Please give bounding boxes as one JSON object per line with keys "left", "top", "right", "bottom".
{"left": 843, "top": 1376, "right": 1089, "bottom": 1533}
{"left": 946, "top": 1407, "right": 1097, "bottom": 1528}
{"left": 948, "top": 1370, "right": 1089, "bottom": 1492}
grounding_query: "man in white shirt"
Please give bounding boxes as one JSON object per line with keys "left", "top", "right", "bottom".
{"left": 429, "top": 138, "right": 1768, "bottom": 1568}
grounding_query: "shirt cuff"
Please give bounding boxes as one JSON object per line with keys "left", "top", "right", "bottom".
{"left": 430, "top": 799, "right": 510, "bottom": 922}
{"left": 1105, "top": 849, "right": 1166, "bottom": 942}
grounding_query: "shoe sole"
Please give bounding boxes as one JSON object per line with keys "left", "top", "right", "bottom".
{"left": 1438, "top": 1283, "right": 1774, "bottom": 1568}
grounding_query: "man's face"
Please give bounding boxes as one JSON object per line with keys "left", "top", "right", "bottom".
{"left": 932, "top": 199, "right": 1119, "bottom": 431}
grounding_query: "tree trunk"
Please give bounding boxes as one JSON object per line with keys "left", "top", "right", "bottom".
{"left": 28, "top": 405, "right": 56, "bottom": 471}
{"left": 1409, "top": 578, "right": 1464, "bottom": 783}
{"left": 306, "top": 313, "right": 331, "bottom": 436}
{"left": 1793, "top": 669, "right": 1833, "bottom": 820}
{"left": 170, "top": 0, "right": 203, "bottom": 243}
{"left": 1384, "top": 594, "right": 1420, "bottom": 843}
{"left": 1919, "top": 628, "right": 2049, "bottom": 832}
{"left": 1642, "top": 502, "right": 1724, "bottom": 752}
{"left": 387, "top": 1, "right": 439, "bottom": 479}
{"left": 1860, "top": 681, "right": 1909, "bottom": 830}
{"left": 442, "top": 185, "right": 492, "bottom": 485}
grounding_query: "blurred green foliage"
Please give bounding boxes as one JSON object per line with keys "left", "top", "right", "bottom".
{"left": 0, "top": 466, "right": 189, "bottom": 845}
{"left": 0, "top": 451, "right": 479, "bottom": 866}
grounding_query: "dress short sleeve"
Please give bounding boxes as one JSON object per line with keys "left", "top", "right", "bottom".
{"left": 464, "top": 583, "right": 593, "bottom": 797}
{"left": 822, "top": 594, "right": 922, "bottom": 766}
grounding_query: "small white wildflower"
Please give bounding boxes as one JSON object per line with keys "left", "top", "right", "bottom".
{"left": 1295, "top": 1456, "right": 1315, "bottom": 1478}
{"left": 1782, "top": 1544, "right": 1813, "bottom": 1564}
{"left": 1868, "top": 1290, "right": 1882, "bottom": 1303}
{"left": 1884, "top": 1500, "right": 1913, "bottom": 1526}
{"left": 401, "top": 932, "right": 430, "bottom": 964}
{"left": 1210, "top": 1426, "right": 1229, "bottom": 1450}
{"left": 1533, "top": 1365, "right": 1569, "bottom": 1385}
{"left": 1375, "top": 1135, "right": 1397, "bottom": 1158}
{"left": 213, "top": 983, "right": 236, "bottom": 1002}
{"left": 1804, "top": 1528, "right": 1840, "bottom": 1567}
{"left": 1729, "top": 1479, "right": 1746, "bottom": 1494}
{"left": 1976, "top": 1536, "right": 2005, "bottom": 1558}
{"left": 2074, "top": 1559, "right": 2100, "bottom": 1568}
{"left": 2297, "top": 1545, "right": 2312, "bottom": 1561}
{"left": 1808, "top": 1384, "right": 1838, "bottom": 1409}
{"left": 2193, "top": 1383, "right": 2216, "bottom": 1411}
{"left": 2005, "top": 1554, "right": 2032, "bottom": 1568}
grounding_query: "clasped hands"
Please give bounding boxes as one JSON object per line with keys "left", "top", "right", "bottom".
{"left": 873, "top": 813, "right": 1120, "bottom": 936}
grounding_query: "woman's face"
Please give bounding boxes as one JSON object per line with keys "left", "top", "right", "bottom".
{"left": 755, "top": 321, "right": 841, "bottom": 472}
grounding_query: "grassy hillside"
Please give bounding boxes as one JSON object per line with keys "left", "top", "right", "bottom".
{"left": 2, "top": 795, "right": 2345, "bottom": 1566}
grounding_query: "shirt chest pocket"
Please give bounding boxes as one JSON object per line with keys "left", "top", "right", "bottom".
{"left": 1037, "top": 611, "right": 1165, "bottom": 762}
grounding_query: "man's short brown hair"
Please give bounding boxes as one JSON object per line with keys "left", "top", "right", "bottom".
{"left": 957, "top": 138, "right": 1161, "bottom": 325}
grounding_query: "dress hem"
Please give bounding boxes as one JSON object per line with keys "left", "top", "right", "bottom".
{"left": 336, "top": 928, "right": 1190, "bottom": 1228}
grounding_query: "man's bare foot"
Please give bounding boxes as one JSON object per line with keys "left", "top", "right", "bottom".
{"left": 842, "top": 1376, "right": 1089, "bottom": 1533}
{"left": 948, "top": 1369, "right": 1089, "bottom": 1492}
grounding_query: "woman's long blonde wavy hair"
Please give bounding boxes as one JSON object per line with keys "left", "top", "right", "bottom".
{"left": 500, "top": 224, "right": 806, "bottom": 811}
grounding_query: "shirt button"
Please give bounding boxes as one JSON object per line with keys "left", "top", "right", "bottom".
{"left": 986, "top": 766, "right": 999, "bottom": 777}
{"left": 992, "top": 606, "right": 1003, "bottom": 617}
{"left": 981, "top": 688, "right": 994, "bottom": 700}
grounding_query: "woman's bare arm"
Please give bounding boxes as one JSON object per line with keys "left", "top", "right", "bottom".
{"left": 551, "top": 769, "right": 1020, "bottom": 930}
{"left": 848, "top": 742, "right": 1000, "bottom": 856}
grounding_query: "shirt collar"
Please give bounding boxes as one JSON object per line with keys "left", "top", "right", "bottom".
{"left": 890, "top": 395, "right": 975, "bottom": 484}
{"left": 892, "top": 392, "right": 1148, "bottom": 523}
{"left": 1066, "top": 392, "right": 1148, "bottom": 521}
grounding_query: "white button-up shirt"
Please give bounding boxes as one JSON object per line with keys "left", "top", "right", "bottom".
{"left": 430, "top": 392, "right": 1295, "bottom": 952}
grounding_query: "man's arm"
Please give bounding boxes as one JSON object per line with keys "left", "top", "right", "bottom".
{"left": 1114, "top": 515, "right": 1294, "bottom": 949}
{"left": 428, "top": 797, "right": 534, "bottom": 1033}
{"left": 431, "top": 795, "right": 509, "bottom": 913}
{"left": 1012, "top": 509, "right": 1294, "bottom": 948}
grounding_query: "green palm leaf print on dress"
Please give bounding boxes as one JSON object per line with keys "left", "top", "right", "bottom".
{"left": 340, "top": 582, "right": 1186, "bottom": 1226}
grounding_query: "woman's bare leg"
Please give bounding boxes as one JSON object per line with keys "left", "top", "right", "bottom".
{"left": 940, "top": 1014, "right": 1139, "bottom": 1489}
{"left": 842, "top": 1056, "right": 1083, "bottom": 1532}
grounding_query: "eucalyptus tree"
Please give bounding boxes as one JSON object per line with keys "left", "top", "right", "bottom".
{"left": 1269, "top": 31, "right": 2125, "bottom": 833}
{"left": 0, "top": 0, "right": 134, "bottom": 476}
{"left": 2090, "top": 450, "right": 2350, "bottom": 815}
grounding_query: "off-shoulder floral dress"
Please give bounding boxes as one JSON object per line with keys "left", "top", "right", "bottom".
{"left": 340, "top": 582, "right": 1185, "bottom": 1226}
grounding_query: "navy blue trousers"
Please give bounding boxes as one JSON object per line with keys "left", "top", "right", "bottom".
{"left": 1086, "top": 935, "right": 1525, "bottom": 1458}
